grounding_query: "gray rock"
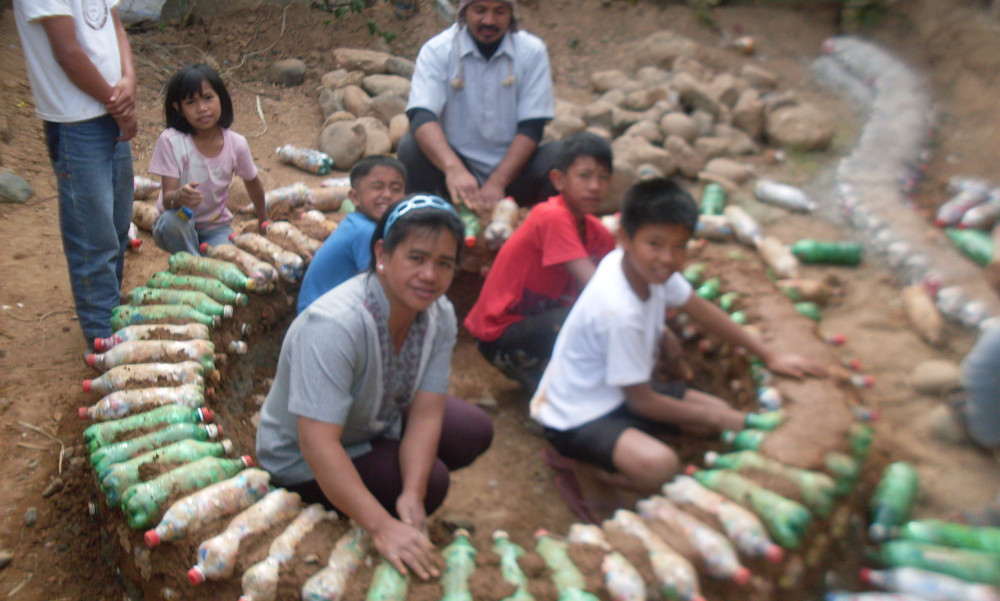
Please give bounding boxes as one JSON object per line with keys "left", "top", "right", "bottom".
{"left": 672, "top": 55, "right": 710, "bottom": 82}
{"left": 333, "top": 48, "right": 391, "bottom": 74}
{"left": 598, "top": 88, "right": 626, "bottom": 109}
{"left": 642, "top": 98, "right": 676, "bottom": 124}
{"left": 554, "top": 99, "right": 585, "bottom": 120}
{"left": 268, "top": 58, "right": 306, "bottom": 87}
{"left": 341, "top": 85, "right": 372, "bottom": 118}
{"left": 693, "top": 136, "right": 730, "bottom": 161}
{"left": 611, "top": 108, "right": 645, "bottom": 136}
{"left": 384, "top": 55, "right": 415, "bottom": 79}
{"left": 927, "top": 404, "right": 969, "bottom": 445}
{"left": 591, "top": 69, "right": 631, "bottom": 93}
{"left": 320, "top": 69, "right": 365, "bottom": 90}
{"left": 623, "top": 88, "right": 664, "bottom": 112}
{"left": 723, "top": 126, "right": 759, "bottom": 156}
{"left": 319, "top": 121, "right": 367, "bottom": 170}
{"left": 622, "top": 120, "right": 663, "bottom": 145}
{"left": 362, "top": 74, "right": 411, "bottom": 99}
{"left": 763, "top": 90, "right": 800, "bottom": 115}
{"left": 544, "top": 114, "right": 586, "bottom": 141}
{"left": 318, "top": 87, "right": 345, "bottom": 119}
{"left": 584, "top": 126, "right": 613, "bottom": 141}
{"left": 708, "top": 73, "right": 745, "bottom": 108}
{"left": 703, "top": 157, "right": 751, "bottom": 184}
{"left": 0, "top": 171, "right": 33, "bottom": 204}
{"left": 740, "top": 64, "right": 778, "bottom": 91}
{"left": 731, "top": 88, "right": 765, "bottom": 140}
{"left": 664, "top": 135, "right": 704, "bottom": 179}
{"left": 910, "top": 359, "right": 962, "bottom": 395}
{"left": 633, "top": 30, "right": 697, "bottom": 69}
{"left": 611, "top": 136, "right": 676, "bottom": 176}
{"left": 389, "top": 114, "right": 410, "bottom": 150}
{"left": 24, "top": 507, "right": 37, "bottom": 527}
{"left": 691, "top": 110, "right": 715, "bottom": 138}
{"left": 321, "top": 111, "right": 356, "bottom": 130}
{"left": 582, "top": 100, "right": 615, "bottom": 131}
{"left": 659, "top": 112, "right": 698, "bottom": 144}
{"left": 369, "top": 91, "right": 407, "bottom": 125}
{"left": 356, "top": 117, "right": 392, "bottom": 157}
{"left": 765, "top": 104, "right": 835, "bottom": 151}
{"left": 41, "top": 476, "right": 64, "bottom": 498}
{"left": 673, "top": 72, "right": 721, "bottom": 119}
{"left": 635, "top": 66, "right": 670, "bottom": 87}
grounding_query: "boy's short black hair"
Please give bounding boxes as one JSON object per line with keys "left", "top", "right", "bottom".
{"left": 164, "top": 63, "right": 234, "bottom": 133}
{"left": 349, "top": 155, "right": 407, "bottom": 188}
{"left": 552, "top": 132, "right": 613, "bottom": 173}
{"left": 620, "top": 177, "right": 699, "bottom": 237}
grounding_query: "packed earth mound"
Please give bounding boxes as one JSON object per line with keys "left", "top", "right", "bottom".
{"left": 2, "top": 1, "right": 1000, "bottom": 600}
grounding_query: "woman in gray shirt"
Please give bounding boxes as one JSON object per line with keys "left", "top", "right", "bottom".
{"left": 256, "top": 195, "right": 493, "bottom": 579}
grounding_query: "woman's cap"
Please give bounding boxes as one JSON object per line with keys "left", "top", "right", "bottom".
{"left": 383, "top": 194, "right": 458, "bottom": 238}
{"left": 458, "top": 0, "right": 516, "bottom": 15}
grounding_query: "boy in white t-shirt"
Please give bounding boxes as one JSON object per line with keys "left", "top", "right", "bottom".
{"left": 530, "top": 178, "right": 826, "bottom": 522}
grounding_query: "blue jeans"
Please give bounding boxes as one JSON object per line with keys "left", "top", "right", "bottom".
{"left": 45, "top": 115, "right": 133, "bottom": 344}
{"left": 962, "top": 325, "right": 1000, "bottom": 448}
{"left": 152, "top": 209, "right": 234, "bottom": 256}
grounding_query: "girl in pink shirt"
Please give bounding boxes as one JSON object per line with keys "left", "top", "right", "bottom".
{"left": 149, "top": 63, "right": 266, "bottom": 255}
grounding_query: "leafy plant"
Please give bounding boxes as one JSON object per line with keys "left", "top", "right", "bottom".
{"left": 315, "top": 0, "right": 397, "bottom": 44}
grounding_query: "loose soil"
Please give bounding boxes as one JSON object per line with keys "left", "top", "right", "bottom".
{"left": 2, "top": 0, "right": 1000, "bottom": 599}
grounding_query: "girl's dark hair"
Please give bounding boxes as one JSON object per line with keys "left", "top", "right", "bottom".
{"left": 620, "top": 177, "right": 699, "bottom": 238}
{"left": 368, "top": 195, "right": 465, "bottom": 270}
{"left": 164, "top": 63, "right": 234, "bottom": 133}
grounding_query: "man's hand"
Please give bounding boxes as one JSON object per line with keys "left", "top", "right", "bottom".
{"left": 766, "top": 352, "right": 827, "bottom": 379}
{"left": 106, "top": 75, "right": 136, "bottom": 120}
{"left": 477, "top": 181, "right": 506, "bottom": 211}
{"left": 115, "top": 112, "right": 137, "bottom": 142}
{"left": 445, "top": 165, "right": 481, "bottom": 210}
{"left": 371, "top": 517, "right": 440, "bottom": 581}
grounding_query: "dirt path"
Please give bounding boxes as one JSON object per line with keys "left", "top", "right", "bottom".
{"left": 1, "top": 1, "right": 999, "bottom": 599}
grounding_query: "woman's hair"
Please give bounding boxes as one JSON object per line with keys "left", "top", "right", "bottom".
{"left": 164, "top": 63, "right": 234, "bottom": 133}
{"left": 368, "top": 194, "right": 465, "bottom": 270}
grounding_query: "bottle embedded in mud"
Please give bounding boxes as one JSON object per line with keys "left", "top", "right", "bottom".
{"left": 87, "top": 339, "right": 217, "bottom": 373}
{"left": 718, "top": 291, "right": 740, "bottom": 312}
{"left": 239, "top": 504, "right": 335, "bottom": 601}
{"left": 94, "top": 322, "right": 212, "bottom": 352}
{"left": 754, "top": 180, "right": 817, "bottom": 213}
{"left": 363, "top": 560, "right": 408, "bottom": 601}
{"left": 146, "top": 270, "right": 249, "bottom": 306}
{"left": 123, "top": 455, "right": 254, "bottom": 530}
{"left": 145, "top": 467, "right": 271, "bottom": 547}
{"left": 229, "top": 231, "right": 305, "bottom": 283}
{"left": 895, "top": 519, "right": 1000, "bottom": 555}
{"left": 662, "top": 476, "right": 784, "bottom": 563}
{"left": 91, "top": 423, "right": 222, "bottom": 475}
{"left": 700, "top": 183, "right": 726, "bottom": 216}
{"left": 440, "top": 528, "right": 478, "bottom": 601}
{"left": 861, "top": 566, "right": 1000, "bottom": 601}
{"left": 82, "top": 361, "right": 206, "bottom": 396}
{"left": 133, "top": 175, "right": 162, "bottom": 200}
{"left": 127, "top": 286, "right": 233, "bottom": 318}
{"left": 299, "top": 209, "right": 339, "bottom": 236}
{"left": 101, "top": 439, "right": 234, "bottom": 506}
{"left": 683, "top": 263, "right": 707, "bottom": 286}
{"left": 492, "top": 531, "right": 535, "bottom": 601}
{"left": 946, "top": 228, "right": 994, "bottom": 266}
{"left": 637, "top": 496, "right": 751, "bottom": 584}
{"left": 871, "top": 540, "right": 1000, "bottom": 587}
{"left": 606, "top": 510, "right": 705, "bottom": 601}
{"left": 188, "top": 488, "right": 302, "bottom": 584}
{"left": 306, "top": 188, "right": 348, "bottom": 215}
{"left": 483, "top": 197, "right": 519, "bottom": 250}
{"left": 721, "top": 428, "right": 767, "bottom": 451}
{"left": 109, "top": 303, "right": 220, "bottom": 331}
{"left": 264, "top": 221, "right": 322, "bottom": 255}
{"left": 84, "top": 405, "right": 214, "bottom": 452}
{"left": 275, "top": 145, "right": 334, "bottom": 175}
{"left": 565, "top": 524, "right": 645, "bottom": 601}
{"left": 790, "top": 239, "right": 862, "bottom": 265}
{"left": 79, "top": 384, "right": 206, "bottom": 421}
{"left": 534, "top": 530, "right": 597, "bottom": 601}
{"left": 705, "top": 450, "right": 838, "bottom": 515}
{"left": 849, "top": 422, "right": 874, "bottom": 460}
{"left": 168, "top": 252, "right": 258, "bottom": 292}
{"left": 868, "top": 462, "right": 919, "bottom": 542}
{"left": 301, "top": 527, "right": 370, "bottom": 601}
{"left": 200, "top": 242, "right": 279, "bottom": 290}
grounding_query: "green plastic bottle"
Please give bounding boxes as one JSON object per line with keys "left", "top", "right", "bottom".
{"left": 111, "top": 304, "right": 220, "bottom": 330}
{"left": 146, "top": 271, "right": 249, "bottom": 306}
{"left": 492, "top": 531, "right": 535, "bottom": 601}
{"left": 692, "top": 469, "right": 812, "bottom": 549}
{"left": 705, "top": 450, "right": 837, "bottom": 517}
{"left": 849, "top": 423, "right": 874, "bottom": 460}
{"left": 534, "top": 530, "right": 598, "bottom": 601}
{"left": 794, "top": 301, "right": 822, "bottom": 321}
{"left": 946, "top": 228, "right": 994, "bottom": 266}
{"left": 718, "top": 291, "right": 740, "bottom": 312}
{"left": 749, "top": 359, "right": 772, "bottom": 386}
{"left": 365, "top": 560, "right": 407, "bottom": 601}
{"left": 128, "top": 286, "right": 232, "bottom": 318}
{"left": 683, "top": 263, "right": 707, "bottom": 286}
{"left": 700, "top": 183, "right": 726, "bottom": 216}
{"left": 91, "top": 423, "right": 221, "bottom": 474}
{"left": 790, "top": 240, "right": 862, "bottom": 266}
{"left": 122, "top": 455, "right": 253, "bottom": 530}
{"left": 457, "top": 204, "right": 481, "bottom": 248}
{"left": 872, "top": 540, "right": 1000, "bottom": 587}
{"left": 869, "top": 462, "right": 919, "bottom": 542}
{"left": 339, "top": 198, "right": 356, "bottom": 213}
{"left": 896, "top": 519, "right": 1000, "bottom": 555}
{"left": 730, "top": 310, "right": 748, "bottom": 325}
{"left": 697, "top": 277, "right": 722, "bottom": 301}
{"left": 722, "top": 429, "right": 767, "bottom": 451}
{"left": 745, "top": 410, "right": 784, "bottom": 431}
{"left": 84, "top": 405, "right": 213, "bottom": 452}
{"left": 168, "top": 252, "right": 257, "bottom": 292}
{"left": 824, "top": 452, "right": 861, "bottom": 496}
{"left": 441, "top": 529, "right": 477, "bottom": 601}
{"left": 100, "top": 439, "right": 233, "bottom": 507}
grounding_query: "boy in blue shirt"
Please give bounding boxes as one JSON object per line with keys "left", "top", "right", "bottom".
{"left": 531, "top": 178, "right": 826, "bottom": 522}
{"left": 297, "top": 156, "right": 406, "bottom": 313}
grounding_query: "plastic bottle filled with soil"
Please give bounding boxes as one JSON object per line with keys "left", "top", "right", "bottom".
{"left": 168, "top": 252, "right": 258, "bottom": 292}
{"left": 110, "top": 304, "right": 220, "bottom": 331}
{"left": 84, "top": 405, "right": 214, "bottom": 452}
{"left": 895, "top": 518, "right": 1000, "bottom": 554}
{"left": 123, "top": 455, "right": 254, "bottom": 530}
{"left": 132, "top": 201, "right": 159, "bottom": 231}
{"left": 94, "top": 322, "right": 212, "bottom": 352}
{"left": 869, "top": 462, "right": 920, "bottom": 542}
{"left": 83, "top": 361, "right": 206, "bottom": 396}
{"left": 101, "top": 438, "right": 233, "bottom": 506}
{"left": 696, "top": 277, "right": 722, "bottom": 301}
{"left": 253, "top": 182, "right": 312, "bottom": 215}
{"left": 91, "top": 422, "right": 221, "bottom": 475}
{"left": 534, "top": 529, "right": 597, "bottom": 601}
{"left": 605, "top": 510, "right": 704, "bottom": 601}
{"left": 188, "top": 488, "right": 302, "bottom": 584}
{"left": 755, "top": 237, "right": 800, "bottom": 280}
{"left": 301, "top": 526, "right": 369, "bottom": 601}
{"left": 721, "top": 428, "right": 767, "bottom": 451}
{"left": 958, "top": 191, "right": 1000, "bottom": 230}
{"left": 794, "top": 301, "right": 822, "bottom": 321}
{"left": 483, "top": 197, "right": 519, "bottom": 250}
{"left": 705, "top": 450, "right": 838, "bottom": 516}
{"left": 870, "top": 540, "right": 1000, "bottom": 587}
{"left": 790, "top": 239, "right": 863, "bottom": 265}
{"left": 363, "top": 560, "right": 408, "bottom": 601}
{"left": 849, "top": 423, "right": 874, "bottom": 460}
{"left": 144, "top": 467, "right": 271, "bottom": 548}
{"left": 87, "top": 339, "right": 217, "bottom": 373}
{"left": 695, "top": 214, "right": 734, "bottom": 242}
{"left": 200, "top": 242, "right": 279, "bottom": 290}
{"left": 264, "top": 221, "right": 323, "bottom": 255}
{"left": 275, "top": 145, "right": 334, "bottom": 175}
{"left": 861, "top": 566, "right": 1000, "bottom": 601}
{"left": 565, "top": 524, "right": 645, "bottom": 601}
{"left": 229, "top": 231, "right": 305, "bottom": 283}
{"left": 307, "top": 187, "right": 348, "bottom": 213}
{"left": 745, "top": 410, "right": 784, "bottom": 431}
{"left": 127, "top": 286, "right": 233, "bottom": 318}
{"left": 299, "top": 209, "right": 339, "bottom": 236}
{"left": 146, "top": 271, "right": 249, "bottom": 306}
{"left": 491, "top": 531, "right": 533, "bottom": 601}
{"left": 133, "top": 175, "right": 162, "bottom": 200}
{"left": 79, "top": 384, "right": 206, "bottom": 421}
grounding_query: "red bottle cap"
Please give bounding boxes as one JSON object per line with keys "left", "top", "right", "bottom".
{"left": 825, "top": 333, "right": 847, "bottom": 346}
{"left": 241, "top": 455, "right": 254, "bottom": 468}
{"left": 187, "top": 566, "right": 205, "bottom": 585}
{"left": 684, "top": 465, "right": 698, "bottom": 476}
{"left": 198, "top": 408, "right": 214, "bottom": 423}
{"left": 858, "top": 567, "right": 873, "bottom": 585}
{"left": 144, "top": 529, "right": 160, "bottom": 548}
{"left": 93, "top": 338, "right": 106, "bottom": 352}
{"left": 260, "top": 220, "right": 271, "bottom": 233}
{"left": 86, "top": 353, "right": 98, "bottom": 367}
{"left": 228, "top": 232, "right": 238, "bottom": 242}
{"left": 199, "top": 242, "right": 210, "bottom": 254}
{"left": 465, "top": 235, "right": 476, "bottom": 248}
{"left": 129, "top": 238, "right": 142, "bottom": 249}
{"left": 82, "top": 380, "right": 93, "bottom": 393}
{"left": 215, "top": 424, "right": 224, "bottom": 437}
{"left": 733, "top": 566, "right": 752, "bottom": 586}
{"left": 78, "top": 407, "right": 89, "bottom": 420}
{"left": 764, "top": 544, "right": 784, "bottom": 564}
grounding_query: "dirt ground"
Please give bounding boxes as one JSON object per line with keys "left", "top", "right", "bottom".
{"left": 2, "top": 0, "right": 1000, "bottom": 599}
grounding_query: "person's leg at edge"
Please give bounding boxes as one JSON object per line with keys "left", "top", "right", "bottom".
{"left": 435, "top": 395, "right": 494, "bottom": 469}
{"left": 198, "top": 223, "right": 236, "bottom": 249}
{"left": 46, "top": 116, "right": 127, "bottom": 344}
{"left": 111, "top": 136, "right": 134, "bottom": 287}
{"left": 961, "top": 324, "right": 1000, "bottom": 450}
{"left": 153, "top": 209, "right": 202, "bottom": 256}
{"left": 396, "top": 132, "right": 448, "bottom": 198}
{"left": 478, "top": 306, "right": 571, "bottom": 393}
{"left": 504, "top": 139, "right": 563, "bottom": 207}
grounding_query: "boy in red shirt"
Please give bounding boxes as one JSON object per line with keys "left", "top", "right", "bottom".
{"left": 464, "top": 132, "right": 616, "bottom": 392}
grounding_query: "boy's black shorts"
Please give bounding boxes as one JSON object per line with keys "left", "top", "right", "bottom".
{"left": 542, "top": 381, "right": 687, "bottom": 473}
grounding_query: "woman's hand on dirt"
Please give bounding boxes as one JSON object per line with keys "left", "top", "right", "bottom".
{"left": 767, "top": 352, "right": 827, "bottom": 379}
{"left": 371, "top": 518, "right": 440, "bottom": 580}
{"left": 396, "top": 491, "right": 428, "bottom": 535}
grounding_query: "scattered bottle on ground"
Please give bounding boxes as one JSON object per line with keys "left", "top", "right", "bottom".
{"left": 754, "top": 180, "right": 817, "bottom": 212}
{"left": 700, "top": 183, "right": 726, "bottom": 216}
{"left": 756, "top": 237, "right": 800, "bottom": 280}
{"left": 946, "top": 228, "right": 994, "bottom": 266}
{"left": 791, "top": 239, "right": 862, "bottom": 265}
{"left": 275, "top": 145, "right": 334, "bottom": 175}
{"left": 724, "top": 205, "right": 763, "bottom": 246}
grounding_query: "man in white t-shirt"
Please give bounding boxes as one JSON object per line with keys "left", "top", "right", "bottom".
{"left": 398, "top": 0, "right": 559, "bottom": 210}
{"left": 13, "top": 0, "right": 137, "bottom": 349}
{"left": 530, "top": 178, "right": 826, "bottom": 523}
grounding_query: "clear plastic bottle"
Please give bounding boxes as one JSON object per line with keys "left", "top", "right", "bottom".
{"left": 230, "top": 231, "right": 305, "bottom": 283}
{"left": 301, "top": 526, "right": 370, "bottom": 601}
{"left": 895, "top": 519, "right": 1000, "bottom": 555}
{"left": 861, "top": 566, "right": 1000, "bottom": 601}
{"left": 200, "top": 242, "right": 278, "bottom": 290}
{"left": 606, "top": 510, "right": 705, "bottom": 601}
{"left": 110, "top": 304, "right": 220, "bottom": 330}
{"left": 133, "top": 175, "right": 162, "bottom": 200}
{"left": 188, "top": 488, "right": 302, "bottom": 583}
{"left": 754, "top": 180, "right": 817, "bottom": 212}
{"left": 534, "top": 530, "right": 597, "bottom": 601}
{"left": 724, "top": 205, "right": 762, "bottom": 246}
{"left": 935, "top": 188, "right": 989, "bottom": 227}
{"left": 239, "top": 504, "right": 338, "bottom": 601}
{"left": 127, "top": 222, "right": 142, "bottom": 250}
{"left": 87, "top": 339, "right": 217, "bottom": 372}
{"left": 101, "top": 439, "right": 233, "bottom": 506}
{"left": 637, "top": 496, "right": 751, "bottom": 584}
{"left": 94, "top": 323, "right": 211, "bottom": 352}
{"left": 958, "top": 192, "right": 1000, "bottom": 230}
{"left": 144, "top": 467, "right": 271, "bottom": 547}
{"left": 79, "top": 384, "right": 206, "bottom": 421}
{"left": 84, "top": 405, "right": 213, "bottom": 452}
{"left": 123, "top": 455, "right": 253, "bottom": 530}
{"left": 704, "top": 450, "right": 838, "bottom": 516}
{"left": 662, "top": 476, "right": 784, "bottom": 563}
{"left": 252, "top": 182, "right": 313, "bottom": 215}
{"left": 127, "top": 286, "right": 232, "bottom": 318}
{"left": 364, "top": 560, "right": 408, "bottom": 601}
{"left": 132, "top": 201, "right": 159, "bottom": 231}
{"left": 275, "top": 145, "right": 334, "bottom": 175}
{"left": 146, "top": 271, "right": 249, "bottom": 306}
{"left": 872, "top": 540, "right": 1000, "bottom": 586}
{"left": 565, "top": 525, "right": 645, "bottom": 601}
{"left": 755, "top": 236, "right": 800, "bottom": 279}
{"left": 91, "top": 422, "right": 221, "bottom": 475}
{"left": 441, "top": 528, "right": 478, "bottom": 601}
{"left": 265, "top": 221, "right": 322, "bottom": 255}
{"left": 483, "top": 197, "right": 519, "bottom": 250}
{"left": 168, "top": 252, "right": 257, "bottom": 292}
{"left": 299, "top": 209, "right": 338, "bottom": 235}
{"left": 83, "top": 361, "right": 206, "bottom": 395}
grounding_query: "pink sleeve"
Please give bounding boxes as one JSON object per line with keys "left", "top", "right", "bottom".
{"left": 230, "top": 132, "right": 258, "bottom": 181}
{"left": 148, "top": 130, "right": 180, "bottom": 179}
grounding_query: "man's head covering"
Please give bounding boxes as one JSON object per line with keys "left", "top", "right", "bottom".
{"left": 457, "top": 0, "right": 517, "bottom": 31}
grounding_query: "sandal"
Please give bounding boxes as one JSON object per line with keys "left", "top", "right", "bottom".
{"left": 553, "top": 471, "right": 600, "bottom": 525}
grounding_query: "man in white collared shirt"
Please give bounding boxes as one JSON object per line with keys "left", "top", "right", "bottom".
{"left": 399, "top": 0, "right": 559, "bottom": 210}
